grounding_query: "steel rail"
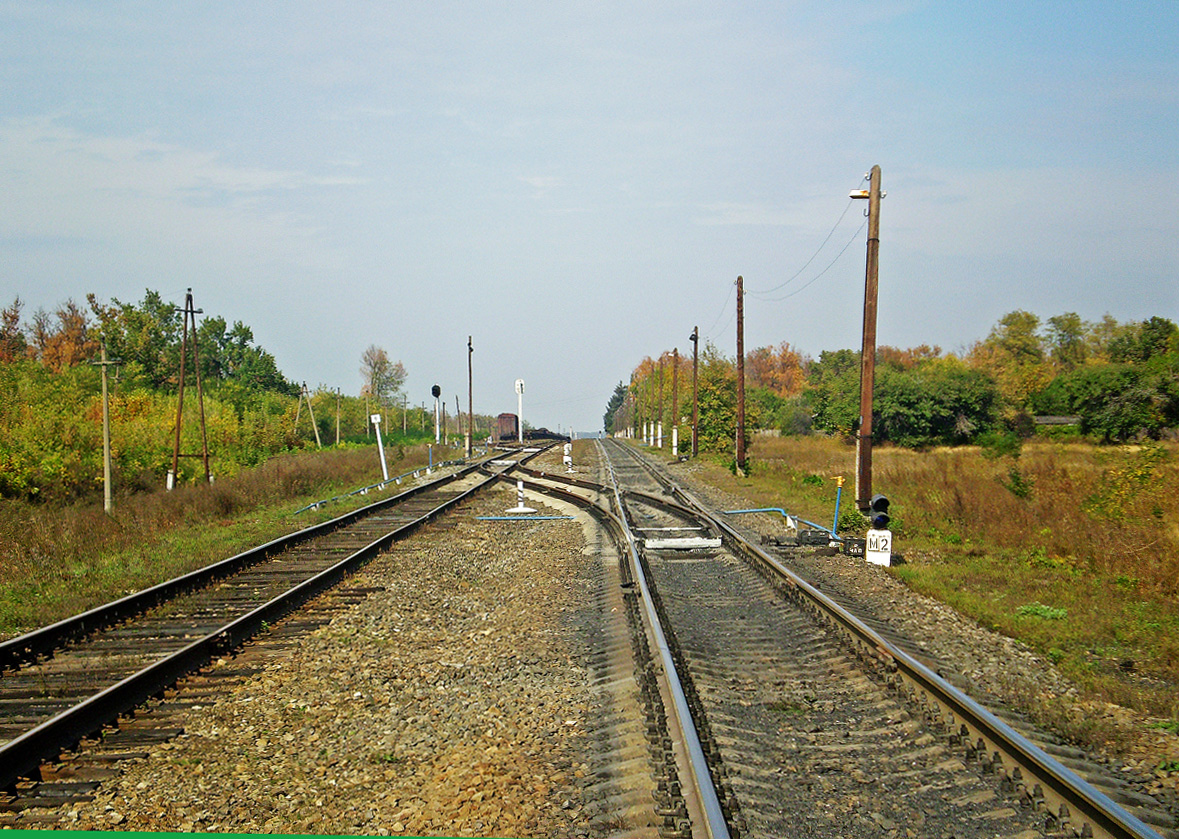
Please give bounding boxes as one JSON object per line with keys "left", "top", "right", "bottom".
{"left": 593, "top": 441, "right": 731, "bottom": 839}
{"left": 0, "top": 445, "right": 554, "bottom": 791}
{"left": 604, "top": 440, "right": 1161, "bottom": 839}
{"left": 488, "top": 461, "right": 727, "bottom": 838}
{"left": 0, "top": 458, "right": 490, "bottom": 671}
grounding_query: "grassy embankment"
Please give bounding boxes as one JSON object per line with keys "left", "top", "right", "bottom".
{"left": 664, "top": 435, "right": 1179, "bottom": 737}
{"left": 0, "top": 442, "right": 465, "bottom": 640}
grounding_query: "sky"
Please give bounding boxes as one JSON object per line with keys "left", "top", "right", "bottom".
{"left": 2, "top": 2, "right": 1176, "bottom": 433}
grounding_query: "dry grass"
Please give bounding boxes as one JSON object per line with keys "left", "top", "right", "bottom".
{"left": 0, "top": 443, "right": 447, "bottom": 637}
{"left": 694, "top": 435, "right": 1179, "bottom": 722}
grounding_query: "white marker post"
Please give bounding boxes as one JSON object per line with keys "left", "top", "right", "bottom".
{"left": 866, "top": 528, "right": 893, "bottom": 567}
{"left": 506, "top": 479, "right": 537, "bottom": 514}
{"left": 371, "top": 414, "right": 389, "bottom": 482}
{"left": 563, "top": 441, "right": 574, "bottom": 473}
{"left": 515, "top": 378, "right": 525, "bottom": 444}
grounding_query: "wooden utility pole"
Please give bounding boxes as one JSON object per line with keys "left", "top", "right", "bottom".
{"left": 670, "top": 347, "right": 679, "bottom": 454}
{"left": 690, "top": 326, "right": 699, "bottom": 456}
{"left": 657, "top": 354, "right": 664, "bottom": 447}
{"left": 852, "top": 165, "right": 883, "bottom": 511}
{"left": 335, "top": 388, "right": 341, "bottom": 446}
{"left": 297, "top": 383, "right": 322, "bottom": 449}
{"left": 735, "top": 275, "right": 746, "bottom": 474}
{"left": 467, "top": 336, "right": 473, "bottom": 457}
{"left": 92, "top": 344, "right": 119, "bottom": 514}
{"left": 169, "top": 289, "right": 211, "bottom": 489}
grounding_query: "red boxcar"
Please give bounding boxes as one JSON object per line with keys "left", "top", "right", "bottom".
{"left": 497, "top": 412, "right": 518, "bottom": 442}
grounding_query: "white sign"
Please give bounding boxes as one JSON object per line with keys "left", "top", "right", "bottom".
{"left": 866, "top": 528, "right": 892, "bottom": 566}
{"left": 515, "top": 378, "right": 525, "bottom": 395}
{"left": 370, "top": 414, "right": 381, "bottom": 424}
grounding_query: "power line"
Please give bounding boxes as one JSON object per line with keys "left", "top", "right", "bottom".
{"left": 747, "top": 173, "right": 870, "bottom": 299}
{"left": 702, "top": 278, "right": 736, "bottom": 340}
{"left": 758, "top": 217, "right": 867, "bottom": 303}
{"left": 747, "top": 196, "right": 857, "bottom": 298}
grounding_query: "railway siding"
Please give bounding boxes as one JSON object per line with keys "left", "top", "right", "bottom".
{"left": 17, "top": 485, "right": 642, "bottom": 836}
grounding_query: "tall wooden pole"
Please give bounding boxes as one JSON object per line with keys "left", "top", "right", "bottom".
{"left": 467, "top": 336, "right": 473, "bottom": 456}
{"left": 93, "top": 344, "right": 119, "bottom": 514}
{"left": 735, "top": 275, "right": 746, "bottom": 474}
{"left": 855, "top": 165, "right": 883, "bottom": 511}
{"left": 657, "top": 354, "right": 664, "bottom": 447}
{"left": 169, "top": 289, "right": 211, "bottom": 487}
{"left": 670, "top": 347, "right": 679, "bottom": 453}
{"left": 690, "top": 326, "right": 699, "bottom": 457}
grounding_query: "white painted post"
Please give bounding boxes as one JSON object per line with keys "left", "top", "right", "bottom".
{"left": 657, "top": 421, "right": 663, "bottom": 449}
{"left": 506, "top": 479, "right": 536, "bottom": 514}
{"left": 515, "top": 379, "right": 525, "bottom": 444}
{"left": 672, "top": 426, "right": 678, "bottom": 456}
{"left": 371, "top": 414, "right": 390, "bottom": 481}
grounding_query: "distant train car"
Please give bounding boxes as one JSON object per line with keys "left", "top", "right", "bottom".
{"left": 524, "top": 427, "right": 568, "bottom": 442}
{"left": 497, "top": 412, "right": 519, "bottom": 442}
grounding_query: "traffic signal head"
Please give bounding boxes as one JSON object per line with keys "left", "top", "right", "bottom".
{"left": 869, "top": 494, "right": 890, "bottom": 529}
{"left": 431, "top": 384, "right": 441, "bottom": 398}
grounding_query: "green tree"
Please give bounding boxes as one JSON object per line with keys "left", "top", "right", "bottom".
{"left": 1109, "top": 316, "right": 1179, "bottom": 364}
{"left": 603, "top": 381, "right": 627, "bottom": 433}
{"left": 0, "top": 298, "right": 28, "bottom": 362}
{"left": 806, "top": 349, "right": 860, "bottom": 436}
{"left": 874, "top": 358, "right": 998, "bottom": 447}
{"left": 1045, "top": 312, "right": 1087, "bottom": 370}
{"left": 87, "top": 290, "right": 181, "bottom": 389}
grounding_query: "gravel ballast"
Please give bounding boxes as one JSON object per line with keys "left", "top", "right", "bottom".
{"left": 54, "top": 486, "right": 605, "bottom": 836}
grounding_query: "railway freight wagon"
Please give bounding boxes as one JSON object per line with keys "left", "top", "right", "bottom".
{"left": 497, "top": 412, "right": 518, "bottom": 442}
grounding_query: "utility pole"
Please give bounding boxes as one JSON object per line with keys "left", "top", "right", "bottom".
{"left": 335, "top": 388, "right": 341, "bottom": 446}
{"left": 690, "top": 326, "right": 699, "bottom": 457}
{"left": 92, "top": 344, "right": 119, "bottom": 514}
{"left": 851, "top": 166, "right": 884, "bottom": 511}
{"left": 169, "top": 289, "right": 211, "bottom": 489}
{"left": 298, "top": 383, "right": 322, "bottom": 449}
{"left": 671, "top": 347, "right": 679, "bottom": 456}
{"left": 735, "top": 275, "right": 746, "bottom": 475}
{"left": 467, "top": 336, "right": 473, "bottom": 457}
{"left": 657, "top": 353, "right": 664, "bottom": 448}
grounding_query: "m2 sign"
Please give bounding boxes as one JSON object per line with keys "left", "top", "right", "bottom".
{"left": 866, "top": 529, "right": 892, "bottom": 567}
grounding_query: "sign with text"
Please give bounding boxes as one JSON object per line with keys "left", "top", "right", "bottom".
{"left": 866, "top": 528, "right": 892, "bottom": 567}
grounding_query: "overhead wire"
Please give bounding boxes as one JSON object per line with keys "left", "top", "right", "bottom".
{"left": 745, "top": 172, "right": 871, "bottom": 302}
{"left": 701, "top": 278, "right": 736, "bottom": 342}
{"left": 758, "top": 218, "right": 867, "bottom": 303}
{"left": 746, "top": 196, "right": 857, "bottom": 298}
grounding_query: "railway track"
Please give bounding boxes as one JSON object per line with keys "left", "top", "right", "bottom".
{"left": 0, "top": 447, "right": 548, "bottom": 806}
{"left": 572, "top": 438, "right": 1173, "bottom": 839}
{"left": 3, "top": 438, "right": 1174, "bottom": 837}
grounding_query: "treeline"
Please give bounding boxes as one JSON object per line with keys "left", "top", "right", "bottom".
{"left": 607, "top": 310, "right": 1179, "bottom": 450}
{"left": 0, "top": 292, "right": 447, "bottom": 502}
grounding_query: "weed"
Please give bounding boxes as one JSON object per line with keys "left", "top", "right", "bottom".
{"left": 370, "top": 751, "right": 404, "bottom": 765}
{"left": 1016, "top": 602, "right": 1068, "bottom": 620}
{"left": 801, "top": 473, "right": 824, "bottom": 487}
{"left": 766, "top": 699, "right": 808, "bottom": 716}
{"left": 1000, "top": 466, "right": 1035, "bottom": 499}
{"left": 1047, "top": 648, "right": 1065, "bottom": 664}
{"left": 1114, "top": 575, "right": 1140, "bottom": 591}
{"left": 1159, "top": 760, "right": 1179, "bottom": 773}
{"left": 1149, "top": 720, "right": 1179, "bottom": 734}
